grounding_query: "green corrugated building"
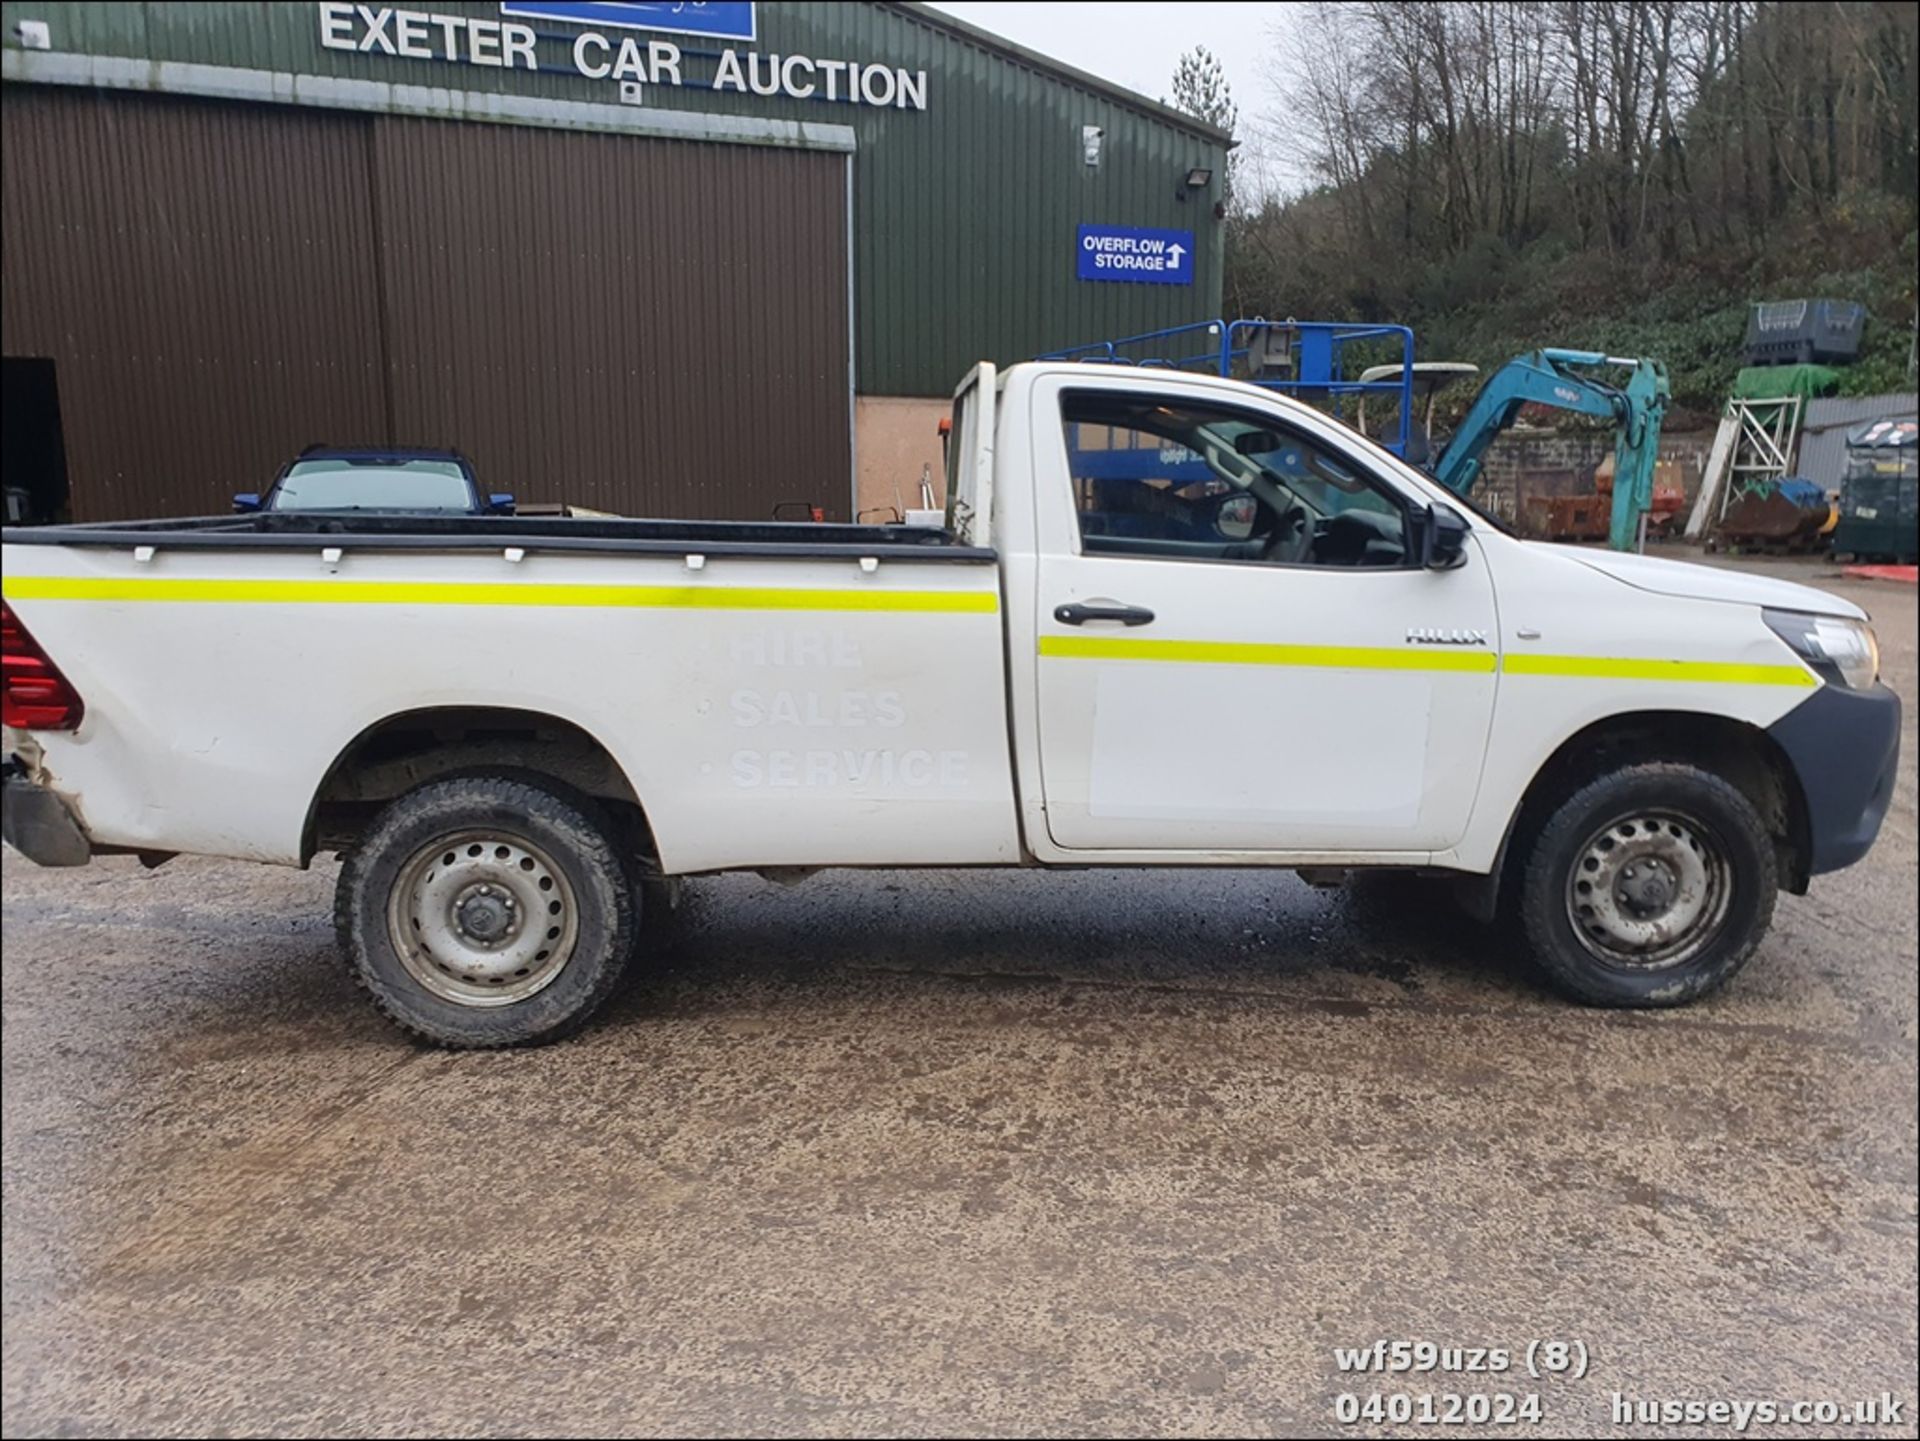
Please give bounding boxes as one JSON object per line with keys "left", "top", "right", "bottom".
{"left": 0, "top": 1, "right": 1229, "bottom": 521}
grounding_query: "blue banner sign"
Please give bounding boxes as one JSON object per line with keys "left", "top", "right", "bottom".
{"left": 1076, "top": 224, "right": 1194, "bottom": 286}
{"left": 499, "top": 2, "right": 757, "bottom": 42}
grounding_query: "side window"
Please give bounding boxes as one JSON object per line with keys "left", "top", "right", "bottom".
{"left": 1059, "top": 390, "right": 1412, "bottom": 568}
{"left": 1062, "top": 416, "right": 1253, "bottom": 546}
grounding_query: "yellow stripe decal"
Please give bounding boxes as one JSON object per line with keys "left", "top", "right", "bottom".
{"left": 1040, "top": 636, "right": 1814, "bottom": 687}
{"left": 1038, "top": 634, "right": 1497, "bottom": 673}
{"left": 1502, "top": 652, "right": 1814, "bottom": 687}
{"left": 7, "top": 576, "right": 1808, "bottom": 687}
{"left": 3, "top": 575, "right": 998, "bottom": 614}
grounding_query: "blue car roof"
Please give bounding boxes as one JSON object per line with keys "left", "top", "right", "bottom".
{"left": 294, "top": 445, "right": 470, "bottom": 465}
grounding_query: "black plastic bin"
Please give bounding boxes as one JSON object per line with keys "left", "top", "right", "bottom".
{"left": 1744, "top": 299, "right": 1867, "bottom": 367}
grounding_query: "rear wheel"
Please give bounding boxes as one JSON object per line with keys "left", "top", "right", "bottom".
{"left": 336, "top": 774, "right": 637, "bottom": 1047}
{"left": 1517, "top": 762, "right": 1776, "bottom": 1007}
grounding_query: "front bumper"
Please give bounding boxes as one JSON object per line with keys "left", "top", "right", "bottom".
{"left": 1, "top": 759, "right": 92, "bottom": 867}
{"left": 1766, "top": 682, "right": 1903, "bottom": 875}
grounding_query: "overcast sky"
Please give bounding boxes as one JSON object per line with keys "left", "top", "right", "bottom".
{"left": 925, "top": 2, "right": 1302, "bottom": 193}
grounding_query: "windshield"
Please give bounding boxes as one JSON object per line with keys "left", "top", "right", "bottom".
{"left": 271, "top": 458, "right": 472, "bottom": 512}
{"left": 1310, "top": 416, "right": 1515, "bottom": 535}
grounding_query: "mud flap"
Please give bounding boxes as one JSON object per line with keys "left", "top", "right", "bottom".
{"left": 1, "top": 767, "right": 91, "bottom": 866}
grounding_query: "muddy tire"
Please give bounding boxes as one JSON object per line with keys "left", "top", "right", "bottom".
{"left": 1517, "top": 762, "right": 1776, "bottom": 1007}
{"left": 335, "top": 773, "right": 637, "bottom": 1047}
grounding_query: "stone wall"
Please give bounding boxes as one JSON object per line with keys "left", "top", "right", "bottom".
{"left": 1475, "top": 428, "right": 1716, "bottom": 523}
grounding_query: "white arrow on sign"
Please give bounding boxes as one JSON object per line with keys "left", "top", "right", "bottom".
{"left": 1167, "top": 243, "right": 1187, "bottom": 267}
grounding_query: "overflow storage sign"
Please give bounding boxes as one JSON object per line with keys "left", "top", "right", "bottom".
{"left": 1076, "top": 224, "right": 1194, "bottom": 286}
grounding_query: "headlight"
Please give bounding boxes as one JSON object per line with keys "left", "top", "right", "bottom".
{"left": 1764, "top": 609, "right": 1881, "bottom": 689}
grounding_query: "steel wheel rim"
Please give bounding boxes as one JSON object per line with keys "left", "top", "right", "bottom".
{"left": 1565, "top": 809, "right": 1731, "bottom": 970}
{"left": 386, "top": 830, "right": 580, "bottom": 1007}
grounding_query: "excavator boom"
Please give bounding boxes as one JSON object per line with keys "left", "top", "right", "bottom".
{"left": 1431, "top": 348, "right": 1670, "bottom": 551}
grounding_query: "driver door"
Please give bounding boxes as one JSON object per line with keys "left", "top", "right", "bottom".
{"left": 1030, "top": 374, "right": 1501, "bottom": 857}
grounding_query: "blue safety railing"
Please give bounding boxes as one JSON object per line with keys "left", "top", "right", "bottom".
{"left": 1037, "top": 318, "right": 1417, "bottom": 457}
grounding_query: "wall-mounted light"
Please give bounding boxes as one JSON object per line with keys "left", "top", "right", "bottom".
{"left": 1082, "top": 125, "right": 1104, "bottom": 168}
{"left": 1175, "top": 165, "right": 1214, "bottom": 202}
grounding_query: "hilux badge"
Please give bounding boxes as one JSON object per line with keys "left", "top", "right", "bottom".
{"left": 1406, "top": 627, "right": 1489, "bottom": 646}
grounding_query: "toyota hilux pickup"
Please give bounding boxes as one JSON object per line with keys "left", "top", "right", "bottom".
{"left": 1, "top": 363, "right": 1900, "bottom": 1047}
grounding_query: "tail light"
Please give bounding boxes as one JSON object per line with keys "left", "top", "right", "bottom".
{"left": 1, "top": 601, "right": 85, "bottom": 731}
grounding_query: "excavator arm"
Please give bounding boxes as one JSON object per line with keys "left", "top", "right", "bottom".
{"left": 1430, "top": 348, "right": 1671, "bottom": 551}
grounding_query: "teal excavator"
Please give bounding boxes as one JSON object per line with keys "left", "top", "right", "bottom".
{"left": 1365, "top": 349, "right": 1671, "bottom": 551}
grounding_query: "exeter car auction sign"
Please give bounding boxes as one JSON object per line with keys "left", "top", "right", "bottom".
{"left": 317, "top": 2, "right": 930, "bottom": 110}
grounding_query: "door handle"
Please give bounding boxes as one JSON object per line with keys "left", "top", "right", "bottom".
{"left": 1053, "top": 601, "right": 1155, "bottom": 627}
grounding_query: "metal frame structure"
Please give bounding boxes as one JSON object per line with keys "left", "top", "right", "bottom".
{"left": 1037, "top": 319, "right": 1419, "bottom": 457}
{"left": 1721, "top": 396, "right": 1805, "bottom": 518}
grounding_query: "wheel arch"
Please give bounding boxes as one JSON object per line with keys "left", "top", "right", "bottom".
{"left": 1487, "top": 708, "right": 1812, "bottom": 908}
{"left": 303, "top": 705, "right": 657, "bottom": 868}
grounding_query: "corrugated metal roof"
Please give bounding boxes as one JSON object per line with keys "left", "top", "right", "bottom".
{"left": 1799, "top": 392, "right": 1918, "bottom": 489}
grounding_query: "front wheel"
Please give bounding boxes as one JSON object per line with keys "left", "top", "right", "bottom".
{"left": 335, "top": 774, "right": 638, "bottom": 1047}
{"left": 1517, "top": 762, "right": 1777, "bottom": 1007}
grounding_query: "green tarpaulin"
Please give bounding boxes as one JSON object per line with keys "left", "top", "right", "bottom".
{"left": 1731, "top": 364, "right": 1841, "bottom": 401}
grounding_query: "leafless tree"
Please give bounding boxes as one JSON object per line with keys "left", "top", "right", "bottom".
{"left": 1245, "top": 0, "right": 1917, "bottom": 297}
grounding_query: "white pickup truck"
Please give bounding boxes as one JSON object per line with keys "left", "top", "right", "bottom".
{"left": 2, "top": 363, "right": 1900, "bottom": 1046}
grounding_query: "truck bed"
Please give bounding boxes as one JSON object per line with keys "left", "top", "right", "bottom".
{"left": 1, "top": 512, "right": 994, "bottom": 563}
{"left": 2, "top": 512, "right": 1021, "bottom": 874}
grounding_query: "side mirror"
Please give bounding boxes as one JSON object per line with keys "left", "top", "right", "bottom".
{"left": 488, "top": 493, "right": 515, "bottom": 514}
{"left": 1234, "top": 428, "right": 1283, "bottom": 456}
{"left": 1213, "top": 492, "right": 1258, "bottom": 539}
{"left": 1423, "top": 502, "right": 1471, "bottom": 570}
{"left": 232, "top": 492, "right": 261, "bottom": 513}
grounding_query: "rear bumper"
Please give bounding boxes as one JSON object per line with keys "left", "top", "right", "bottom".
{"left": 1766, "top": 682, "right": 1902, "bottom": 875}
{"left": 1, "top": 759, "right": 92, "bottom": 867}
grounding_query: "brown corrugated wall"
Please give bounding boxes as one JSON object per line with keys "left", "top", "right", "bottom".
{"left": 0, "top": 87, "right": 387, "bottom": 519}
{"left": 371, "top": 119, "right": 851, "bottom": 520}
{"left": 1, "top": 87, "right": 852, "bottom": 521}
